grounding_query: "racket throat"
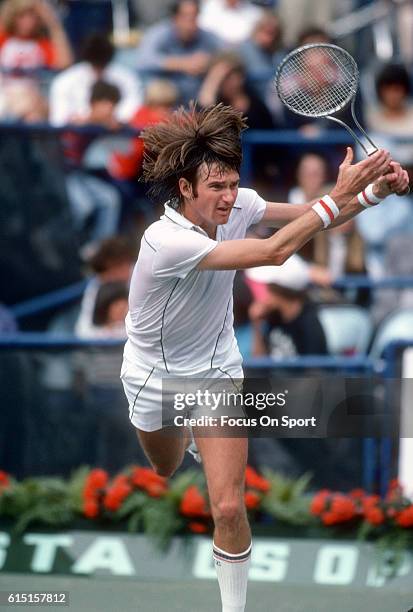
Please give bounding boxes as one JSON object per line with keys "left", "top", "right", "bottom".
{"left": 327, "top": 98, "right": 378, "bottom": 156}
{"left": 326, "top": 115, "right": 377, "bottom": 156}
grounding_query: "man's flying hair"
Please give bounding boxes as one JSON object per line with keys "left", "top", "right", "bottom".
{"left": 142, "top": 103, "right": 248, "bottom": 205}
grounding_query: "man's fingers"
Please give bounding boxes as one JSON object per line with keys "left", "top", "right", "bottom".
{"left": 389, "top": 161, "right": 402, "bottom": 172}
{"left": 340, "top": 146, "right": 354, "bottom": 167}
{"left": 361, "top": 150, "right": 391, "bottom": 174}
{"left": 386, "top": 168, "right": 410, "bottom": 192}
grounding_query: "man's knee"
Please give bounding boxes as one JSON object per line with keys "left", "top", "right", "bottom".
{"left": 212, "top": 498, "right": 246, "bottom": 528}
{"left": 151, "top": 461, "right": 177, "bottom": 479}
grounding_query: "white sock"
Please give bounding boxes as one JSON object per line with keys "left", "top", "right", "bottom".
{"left": 213, "top": 540, "right": 252, "bottom": 612}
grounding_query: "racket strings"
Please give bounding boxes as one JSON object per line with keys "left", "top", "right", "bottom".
{"left": 277, "top": 47, "right": 358, "bottom": 117}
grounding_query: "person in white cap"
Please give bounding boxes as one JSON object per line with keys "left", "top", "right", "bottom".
{"left": 120, "top": 102, "right": 408, "bottom": 612}
{"left": 246, "top": 255, "right": 328, "bottom": 357}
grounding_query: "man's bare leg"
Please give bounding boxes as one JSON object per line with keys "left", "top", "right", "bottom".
{"left": 136, "top": 426, "right": 191, "bottom": 477}
{"left": 194, "top": 432, "right": 251, "bottom": 612}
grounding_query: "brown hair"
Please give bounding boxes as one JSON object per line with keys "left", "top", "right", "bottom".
{"left": 90, "top": 80, "right": 121, "bottom": 105}
{"left": 1, "top": 0, "right": 42, "bottom": 37}
{"left": 93, "top": 281, "right": 128, "bottom": 326}
{"left": 141, "top": 103, "right": 247, "bottom": 205}
{"left": 88, "top": 236, "right": 136, "bottom": 274}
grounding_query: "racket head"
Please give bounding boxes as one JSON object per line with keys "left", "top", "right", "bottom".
{"left": 275, "top": 43, "right": 359, "bottom": 118}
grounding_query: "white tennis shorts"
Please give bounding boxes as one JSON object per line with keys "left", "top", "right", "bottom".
{"left": 120, "top": 356, "right": 244, "bottom": 432}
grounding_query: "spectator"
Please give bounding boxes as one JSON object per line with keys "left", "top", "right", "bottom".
{"left": 75, "top": 236, "right": 136, "bottom": 338}
{"left": 296, "top": 25, "right": 331, "bottom": 46}
{"left": 278, "top": 1, "right": 337, "bottom": 47}
{"left": 63, "top": 80, "right": 122, "bottom": 164}
{"left": 77, "top": 279, "right": 133, "bottom": 473}
{"left": 63, "top": 81, "right": 123, "bottom": 248}
{"left": 92, "top": 281, "right": 129, "bottom": 337}
{"left": 239, "top": 11, "right": 285, "bottom": 120}
{"left": 287, "top": 153, "right": 367, "bottom": 301}
{"left": 355, "top": 187, "right": 413, "bottom": 280}
{"left": 198, "top": 52, "right": 274, "bottom": 129}
{"left": 135, "top": 0, "right": 222, "bottom": 103}
{"left": 246, "top": 256, "right": 328, "bottom": 357}
{"left": 365, "top": 63, "right": 413, "bottom": 167}
{"left": 49, "top": 32, "right": 143, "bottom": 125}
{"left": 373, "top": 233, "right": 413, "bottom": 322}
{"left": 109, "top": 79, "right": 179, "bottom": 180}
{"left": 199, "top": 0, "right": 263, "bottom": 45}
{"left": 0, "top": 0, "right": 73, "bottom": 71}
{"left": 288, "top": 153, "right": 329, "bottom": 204}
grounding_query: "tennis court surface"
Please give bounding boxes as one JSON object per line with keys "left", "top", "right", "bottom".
{"left": 1, "top": 573, "right": 413, "bottom": 611}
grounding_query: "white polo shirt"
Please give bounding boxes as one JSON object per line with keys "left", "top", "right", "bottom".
{"left": 123, "top": 187, "right": 266, "bottom": 376}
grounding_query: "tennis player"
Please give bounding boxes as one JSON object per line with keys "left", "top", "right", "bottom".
{"left": 121, "top": 104, "right": 408, "bottom": 612}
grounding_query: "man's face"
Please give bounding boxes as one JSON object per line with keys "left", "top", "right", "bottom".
{"left": 180, "top": 163, "right": 240, "bottom": 231}
{"left": 174, "top": 1, "right": 199, "bottom": 43}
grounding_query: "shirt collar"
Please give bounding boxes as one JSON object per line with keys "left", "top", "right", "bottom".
{"left": 162, "top": 203, "right": 209, "bottom": 236}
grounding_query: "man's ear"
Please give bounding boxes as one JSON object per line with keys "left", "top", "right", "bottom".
{"left": 178, "top": 177, "right": 194, "bottom": 200}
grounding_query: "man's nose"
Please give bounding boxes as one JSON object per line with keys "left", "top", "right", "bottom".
{"left": 222, "top": 189, "right": 235, "bottom": 203}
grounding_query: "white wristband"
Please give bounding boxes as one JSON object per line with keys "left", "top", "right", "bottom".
{"left": 311, "top": 195, "right": 339, "bottom": 228}
{"left": 357, "top": 184, "right": 384, "bottom": 208}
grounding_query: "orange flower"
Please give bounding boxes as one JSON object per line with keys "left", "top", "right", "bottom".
{"left": 180, "top": 485, "right": 210, "bottom": 518}
{"left": 83, "top": 487, "right": 98, "bottom": 502}
{"left": 103, "top": 481, "right": 132, "bottom": 512}
{"left": 245, "top": 491, "right": 261, "bottom": 510}
{"left": 321, "top": 511, "right": 339, "bottom": 526}
{"left": 83, "top": 498, "right": 99, "bottom": 518}
{"left": 395, "top": 505, "right": 413, "bottom": 528}
{"left": 361, "top": 495, "right": 380, "bottom": 511}
{"left": 330, "top": 495, "right": 356, "bottom": 521}
{"left": 310, "top": 490, "right": 330, "bottom": 516}
{"left": 365, "top": 506, "right": 385, "bottom": 526}
{"left": 189, "top": 521, "right": 208, "bottom": 533}
{"left": 112, "top": 474, "right": 130, "bottom": 487}
{"left": 0, "top": 470, "right": 10, "bottom": 489}
{"left": 131, "top": 467, "right": 167, "bottom": 496}
{"left": 87, "top": 469, "right": 109, "bottom": 489}
{"left": 245, "top": 466, "right": 270, "bottom": 493}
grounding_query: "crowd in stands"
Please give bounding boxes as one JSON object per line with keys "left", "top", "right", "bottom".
{"left": 1, "top": 0, "right": 413, "bottom": 361}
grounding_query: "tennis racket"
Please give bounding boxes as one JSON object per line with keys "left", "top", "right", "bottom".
{"left": 275, "top": 43, "right": 409, "bottom": 195}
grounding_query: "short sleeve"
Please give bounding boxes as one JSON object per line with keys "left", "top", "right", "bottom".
{"left": 152, "top": 229, "right": 217, "bottom": 279}
{"left": 236, "top": 188, "right": 266, "bottom": 227}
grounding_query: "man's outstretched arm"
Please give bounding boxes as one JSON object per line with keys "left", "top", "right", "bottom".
{"left": 198, "top": 148, "right": 391, "bottom": 271}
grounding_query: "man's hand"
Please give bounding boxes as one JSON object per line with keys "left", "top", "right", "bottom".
{"left": 373, "top": 161, "right": 410, "bottom": 199}
{"left": 330, "top": 147, "right": 391, "bottom": 206}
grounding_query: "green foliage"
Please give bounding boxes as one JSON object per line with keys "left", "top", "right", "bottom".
{"left": 167, "top": 470, "right": 206, "bottom": 504}
{"left": 113, "top": 491, "right": 148, "bottom": 533}
{"left": 6, "top": 477, "right": 76, "bottom": 533}
{"left": 260, "top": 471, "right": 315, "bottom": 526}
{"left": 141, "top": 498, "right": 185, "bottom": 550}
